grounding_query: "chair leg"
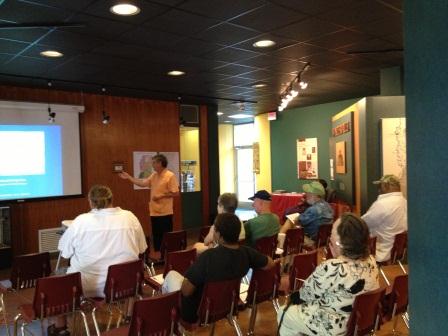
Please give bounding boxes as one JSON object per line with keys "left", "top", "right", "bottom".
{"left": 208, "top": 322, "right": 216, "bottom": 336}
{"left": 92, "top": 307, "right": 101, "bottom": 336}
{"left": 391, "top": 303, "right": 398, "bottom": 332}
{"left": 79, "top": 310, "right": 91, "bottom": 336}
{"left": 247, "top": 304, "right": 257, "bottom": 335}
{"left": 1, "top": 293, "right": 11, "bottom": 336}
{"left": 272, "top": 298, "right": 280, "bottom": 314}
{"left": 13, "top": 313, "right": 22, "bottom": 336}
{"left": 231, "top": 317, "right": 243, "bottom": 336}
{"left": 379, "top": 267, "right": 391, "bottom": 286}
{"left": 398, "top": 260, "right": 407, "bottom": 274}
{"left": 402, "top": 312, "right": 410, "bottom": 329}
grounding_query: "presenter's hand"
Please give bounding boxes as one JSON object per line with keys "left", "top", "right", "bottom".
{"left": 118, "top": 171, "right": 131, "bottom": 180}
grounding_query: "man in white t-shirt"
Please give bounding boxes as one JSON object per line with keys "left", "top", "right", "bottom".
{"left": 58, "top": 185, "right": 147, "bottom": 297}
{"left": 362, "top": 175, "right": 407, "bottom": 262}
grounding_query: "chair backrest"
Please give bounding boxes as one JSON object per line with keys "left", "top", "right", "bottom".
{"left": 255, "top": 234, "right": 278, "bottom": 258}
{"left": 104, "top": 259, "right": 144, "bottom": 303}
{"left": 387, "top": 274, "right": 408, "bottom": 317}
{"left": 197, "top": 278, "right": 241, "bottom": 325}
{"left": 391, "top": 231, "right": 407, "bottom": 263}
{"left": 33, "top": 272, "right": 83, "bottom": 319}
{"left": 368, "top": 236, "right": 377, "bottom": 257}
{"left": 128, "top": 291, "right": 180, "bottom": 336}
{"left": 163, "top": 248, "right": 197, "bottom": 277}
{"left": 329, "top": 203, "right": 351, "bottom": 220}
{"left": 316, "top": 223, "right": 333, "bottom": 248}
{"left": 246, "top": 262, "right": 281, "bottom": 305}
{"left": 289, "top": 250, "right": 318, "bottom": 291}
{"left": 198, "top": 226, "right": 212, "bottom": 243}
{"left": 10, "top": 252, "right": 52, "bottom": 290}
{"left": 346, "top": 287, "right": 386, "bottom": 336}
{"left": 138, "top": 236, "right": 152, "bottom": 265}
{"left": 160, "top": 230, "right": 187, "bottom": 260}
{"left": 282, "top": 228, "right": 304, "bottom": 257}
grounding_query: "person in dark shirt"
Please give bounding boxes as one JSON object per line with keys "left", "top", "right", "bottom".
{"left": 162, "top": 213, "right": 274, "bottom": 323}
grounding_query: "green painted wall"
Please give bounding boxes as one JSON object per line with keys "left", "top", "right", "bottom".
{"left": 271, "top": 99, "right": 358, "bottom": 192}
{"left": 405, "top": 1, "right": 448, "bottom": 333}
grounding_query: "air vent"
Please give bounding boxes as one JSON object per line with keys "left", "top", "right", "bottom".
{"left": 180, "top": 104, "right": 199, "bottom": 126}
{"left": 38, "top": 228, "right": 62, "bottom": 253}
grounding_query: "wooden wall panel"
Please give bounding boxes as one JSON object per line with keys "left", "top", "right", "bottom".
{"left": 0, "top": 85, "right": 182, "bottom": 253}
{"left": 199, "top": 105, "right": 210, "bottom": 226}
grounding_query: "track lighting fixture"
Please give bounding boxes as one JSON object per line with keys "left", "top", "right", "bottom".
{"left": 277, "top": 62, "right": 310, "bottom": 112}
{"left": 47, "top": 81, "right": 55, "bottom": 123}
{"left": 101, "top": 87, "right": 110, "bottom": 124}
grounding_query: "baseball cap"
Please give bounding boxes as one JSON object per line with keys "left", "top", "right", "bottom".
{"left": 372, "top": 174, "right": 400, "bottom": 187}
{"left": 302, "top": 181, "right": 325, "bottom": 197}
{"left": 248, "top": 190, "right": 271, "bottom": 201}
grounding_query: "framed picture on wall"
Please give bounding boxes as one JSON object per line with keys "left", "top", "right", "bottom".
{"left": 335, "top": 141, "right": 346, "bottom": 174}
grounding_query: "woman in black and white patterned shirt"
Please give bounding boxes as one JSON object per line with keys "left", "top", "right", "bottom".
{"left": 277, "top": 213, "right": 379, "bottom": 336}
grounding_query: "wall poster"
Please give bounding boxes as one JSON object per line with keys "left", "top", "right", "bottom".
{"left": 132, "top": 151, "right": 180, "bottom": 190}
{"left": 335, "top": 141, "right": 346, "bottom": 174}
{"left": 297, "top": 138, "right": 318, "bottom": 179}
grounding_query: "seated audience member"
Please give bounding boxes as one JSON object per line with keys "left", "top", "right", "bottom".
{"left": 58, "top": 185, "right": 147, "bottom": 297}
{"left": 162, "top": 213, "right": 274, "bottom": 323}
{"left": 280, "top": 181, "right": 333, "bottom": 245}
{"left": 244, "top": 190, "right": 280, "bottom": 247}
{"left": 193, "top": 193, "right": 245, "bottom": 254}
{"left": 277, "top": 213, "right": 379, "bottom": 336}
{"left": 319, "top": 178, "right": 336, "bottom": 203}
{"left": 362, "top": 175, "right": 407, "bottom": 262}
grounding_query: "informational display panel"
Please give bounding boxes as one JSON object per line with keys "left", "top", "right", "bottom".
{"left": 297, "top": 138, "right": 318, "bottom": 179}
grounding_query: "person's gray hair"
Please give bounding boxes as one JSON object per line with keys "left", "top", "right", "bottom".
{"left": 88, "top": 185, "right": 113, "bottom": 209}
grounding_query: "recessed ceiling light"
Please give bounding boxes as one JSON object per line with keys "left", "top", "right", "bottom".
{"left": 167, "top": 70, "right": 186, "bottom": 76}
{"left": 110, "top": 3, "right": 140, "bottom": 16}
{"left": 228, "top": 114, "right": 253, "bottom": 119}
{"left": 253, "top": 40, "right": 276, "bottom": 48}
{"left": 217, "top": 112, "right": 223, "bottom": 116}
{"left": 40, "top": 50, "right": 63, "bottom": 58}
{"left": 224, "top": 121, "right": 231, "bottom": 123}
{"left": 252, "top": 83, "right": 267, "bottom": 88}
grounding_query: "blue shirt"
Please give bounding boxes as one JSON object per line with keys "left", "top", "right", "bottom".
{"left": 299, "top": 200, "right": 333, "bottom": 239}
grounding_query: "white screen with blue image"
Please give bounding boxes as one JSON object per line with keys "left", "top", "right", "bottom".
{"left": 0, "top": 125, "right": 63, "bottom": 200}
{"left": 0, "top": 102, "right": 82, "bottom": 202}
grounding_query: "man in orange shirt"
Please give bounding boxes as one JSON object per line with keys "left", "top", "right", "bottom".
{"left": 119, "top": 154, "right": 179, "bottom": 251}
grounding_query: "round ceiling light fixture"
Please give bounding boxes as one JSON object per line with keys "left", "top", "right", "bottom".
{"left": 252, "top": 40, "right": 276, "bottom": 48}
{"left": 40, "top": 50, "right": 63, "bottom": 58}
{"left": 167, "top": 70, "right": 186, "bottom": 76}
{"left": 110, "top": 2, "right": 141, "bottom": 16}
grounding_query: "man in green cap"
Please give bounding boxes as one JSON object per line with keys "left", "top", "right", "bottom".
{"left": 280, "top": 181, "right": 333, "bottom": 245}
{"left": 362, "top": 174, "right": 407, "bottom": 262}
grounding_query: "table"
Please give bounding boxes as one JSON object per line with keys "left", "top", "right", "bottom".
{"left": 271, "top": 193, "right": 305, "bottom": 220}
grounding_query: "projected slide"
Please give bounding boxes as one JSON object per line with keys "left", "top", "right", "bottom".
{"left": 0, "top": 125, "right": 63, "bottom": 200}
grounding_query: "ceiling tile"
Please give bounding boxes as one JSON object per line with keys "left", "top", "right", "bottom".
{"left": 273, "top": 17, "right": 341, "bottom": 42}
{"left": 38, "top": 30, "right": 106, "bottom": 52}
{"left": 229, "top": 3, "right": 305, "bottom": 32}
{"left": 178, "top": 0, "right": 267, "bottom": 21}
{"left": 0, "top": 28, "right": 50, "bottom": 44}
{"left": 273, "top": 43, "right": 326, "bottom": 60}
{"left": 118, "top": 27, "right": 184, "bottom": 49}
{"left": 269, "top": 0, "right": 355, "bottom": 15}
{"left": 213, "top": 63, "right": 257, "bottom": 76}
{"left": 202, "top": 46, "right": 261, "bottom": 63}
{"left": 196, "top": 23, "right": 260, "bottom": 46}
{"left": 0, "top": 38, "right": 29, "bottom": 54}
{"left": 0, "top": 1, "right": 71, "bottom": 23}
{"left": 171, "top": 37, "right": 222, "bottom": 57}
{"left": 308, "top": 29, "right": 369, "bottom": 50}
{"left": 144, "top": 9, "right": 219, "bottom": 37}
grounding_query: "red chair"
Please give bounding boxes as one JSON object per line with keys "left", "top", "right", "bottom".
{"left": 368, "top": 236, "right": 377, "bottom": 257}
{"left": 160, "top": 230, "right": 187, "bottom": 260}
{"left": 382, "top": 274, "right": 408, "bottom": 332}
{"left": 316, "top": 223, "right": 333, "bottom": 249}
{"left": 255, "top": 235, "right": 277, "bottom": 258}
{"left": 280, "top": 250, "right": 318, "bottom": 294}
{"left": 13, "top": 272, "right": 90, "bottom": 336}
{"left": 198, "top": 226, "right": 212, "bottom": 243}
{"left": 100, "top": 291, "right": 180, "bottom": 336}
{"left": 145, "top": 248, "right": 197, "bottom": 292}
{"left": 3, "top": 252, "right": 51, "bottom": 291}
{"left": 245, "top": 262, "right": 281, "bottom": 335}
{"left": 281, "top": 228, "right": 304, "bottom": 257}
{"left": 92, "top": 259, "right": 144, "bottom": 335}
{"left": 181, "top": 278, "right": 243, "bottom": 336}
{"left": 379, "top": 231, "right": 408, "bottom": 286}
{"left": 346, "top": 287, "right": 386, "bottom": 336}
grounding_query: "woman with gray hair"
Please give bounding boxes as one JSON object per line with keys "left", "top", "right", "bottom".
{"left": 277, "top": 213, "right": 379, "bottom": 336}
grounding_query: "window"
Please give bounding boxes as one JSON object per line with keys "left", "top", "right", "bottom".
{"left": 234, "top": 123, "right": 256, "bottom": 202}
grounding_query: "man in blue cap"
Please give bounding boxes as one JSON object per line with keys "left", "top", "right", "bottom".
{"left": 244, "top": 190, "right": 280, "bottom": 247}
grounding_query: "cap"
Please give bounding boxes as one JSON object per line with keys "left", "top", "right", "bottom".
{"left": 372, "top": 174, "right": 400, "bottom": 187}
{"left": 248, "top": 190, "right": 271, "bottom": 201}
{"left": 302, "top": 181, "right": 325, "bottom": 197}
